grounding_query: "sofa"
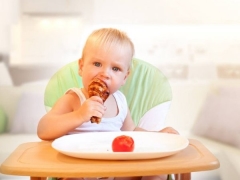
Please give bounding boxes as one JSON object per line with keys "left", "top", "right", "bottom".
{"left": 0, "top": 81, "right": 240, "bottom": 180}
{"left": 167, "top": 82, "right": 240, "bottom": 180}
{"left": 0, "top": 83, "right": 45, "bottom": 180}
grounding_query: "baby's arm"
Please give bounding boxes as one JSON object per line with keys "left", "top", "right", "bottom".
{"left": 121, "top": 109, "right": 136, "bottom": 131}
{"left": 121, "top": 109, "right": 178, "bottom": 134}
{"left": 37, "top": 92, "right": 105, "bottom": 140}
{"left": 121, "top": 109, "right": 148, "bottom": 131}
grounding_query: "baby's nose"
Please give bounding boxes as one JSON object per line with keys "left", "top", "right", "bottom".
{"left": 99, "top": 68, "right": 110, "bottom": 79}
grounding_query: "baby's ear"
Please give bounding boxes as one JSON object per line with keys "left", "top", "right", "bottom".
{"left": 78, "top": 58, "right": 83, "bottom": 76}
{"left": 122, "top": 70, "right": 130, "bottom": 85}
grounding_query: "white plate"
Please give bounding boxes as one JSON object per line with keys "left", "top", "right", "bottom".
{"left": 52, "top": 131, "right": 189, "bottom": 160}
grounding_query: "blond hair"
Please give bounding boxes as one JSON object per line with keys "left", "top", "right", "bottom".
{"left": 82, "top": 28, "right": 135, "bottom": 60}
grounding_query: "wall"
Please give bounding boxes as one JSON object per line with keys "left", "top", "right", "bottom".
{"left": 0, "top": 0, "right": 20, "bottom": 61}
{"left": 1, "top": 0, "right": 240, "bottom": 84}
{"left": 92, "top": 0, "right": 240, "bottom": 24}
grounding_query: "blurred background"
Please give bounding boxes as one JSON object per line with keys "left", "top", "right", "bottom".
{"left": 1, "top": 0, "right": 240, "bottom": 132}
{"left": 0, "top": 0, "right": 240, "bottom": 179}
{"left": 1, "top": 0, "right": 240, "bottom": 85}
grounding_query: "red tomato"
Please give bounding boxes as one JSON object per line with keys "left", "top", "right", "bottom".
{"left": 112, "top": 135, "right": 134, "bottom": 152}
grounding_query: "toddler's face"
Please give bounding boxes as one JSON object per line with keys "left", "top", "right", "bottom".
{"left": 79, "top": 44, "right": 132, "bottom": 96}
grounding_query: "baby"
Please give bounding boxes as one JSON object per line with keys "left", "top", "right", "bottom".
{"left": 37, "top": 28, "right": 178, "bottom": 180}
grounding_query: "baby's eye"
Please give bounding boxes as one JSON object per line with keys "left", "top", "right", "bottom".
{"left": 112, "top": 67, "right": 120, "bottom": 71}
{"left": 93, "top": 62, "right": 101, "bottom": 67}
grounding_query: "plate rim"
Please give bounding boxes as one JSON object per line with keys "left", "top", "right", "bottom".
{"left": 52, "top": 131, "right": 189, "bottom": 160}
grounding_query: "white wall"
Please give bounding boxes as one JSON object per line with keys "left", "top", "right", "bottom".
{"left": 2, "top": 0, "right": 240, "bottom": 67}
{"left": 0, "top": 0, "right": 239, "bottom": 84}
{"left": 92, "top": 0, "right": 240, "bottom": 24}
{"left": 0, "top": 0, "right": 20, "bottom": 56}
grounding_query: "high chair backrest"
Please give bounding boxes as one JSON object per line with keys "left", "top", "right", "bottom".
{"left": 44, "top": 58, "right": 172, "bottom": 127}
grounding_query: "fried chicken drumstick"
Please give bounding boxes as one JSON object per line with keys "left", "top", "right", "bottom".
{"left": 88, "top": 78, "right": 110, "bottom": 123}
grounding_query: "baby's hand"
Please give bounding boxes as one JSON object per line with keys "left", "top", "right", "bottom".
{"left": 76, "top": 96, "right": 106, "bottom": 122}
{"left": 159, "top": 127, "right": 179, "bottom": 134}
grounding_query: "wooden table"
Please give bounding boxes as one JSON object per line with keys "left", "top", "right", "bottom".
{"left": 0, "top": 139, "right": 219, "bottom": 180}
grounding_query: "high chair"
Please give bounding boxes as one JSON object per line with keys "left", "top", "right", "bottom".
{"left": 44, "top": 58, "right": 191, "bottom": 180}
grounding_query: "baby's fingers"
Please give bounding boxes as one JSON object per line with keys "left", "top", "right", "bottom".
{"left": 89, "top": 96, "right": 104, "bottom": 104}
{"left": 160, "top": 127, "right": 179, "bottom": 134}
{"left": 91, "top": 103, "right": 106, "bottom": 117}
